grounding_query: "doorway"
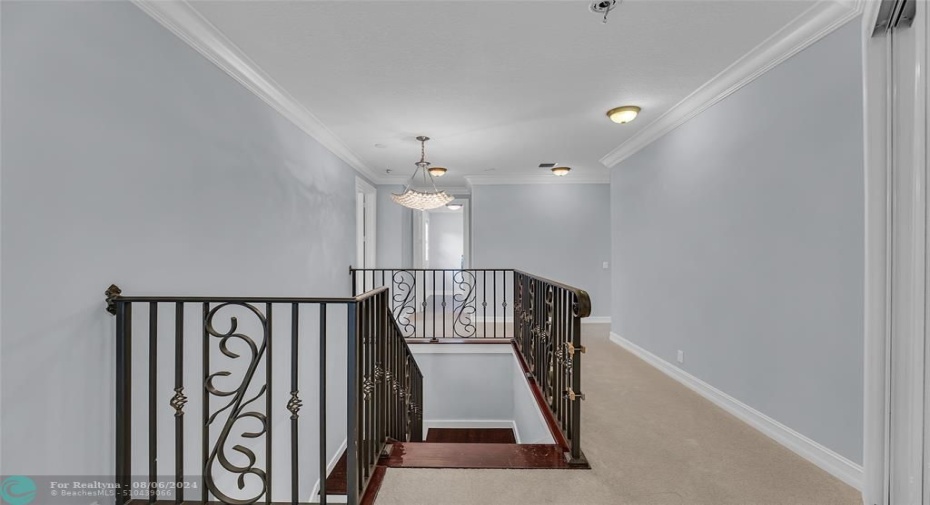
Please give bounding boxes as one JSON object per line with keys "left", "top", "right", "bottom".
{"left": 411, "top": 198, "right": 470, "bottom": 327}
{"left": 413, "top": 198, "right": 469, "bottom": 269}
{"left": 862, "top": 2, "right": 929, "bottom": 504}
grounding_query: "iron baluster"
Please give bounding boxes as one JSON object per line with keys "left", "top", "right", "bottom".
{"left": 201, "top": 302, "right": 209, "bottom": 503}
{"left": 114, "top": 298, "right": 132, "bottom": 505}
{"left": 319, "top": 303, "right": 328, "bottom": 505}
{"left": 346, "top": 302, "right": 359, "bottom": 505}
{"left": 290, "top": 303, "right": 299, "bottom": 505}
{"left": 174, "top": 302, "right": 185, "bottom": 504}
{"left": 149, "top": 302, "right": 157, "bottom": 504}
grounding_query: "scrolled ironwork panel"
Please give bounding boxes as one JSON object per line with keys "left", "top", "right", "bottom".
{"left": 452, "top": 270, "right": 477, "bottom": 338}
{"left": 202, "top": 302, "right": 269, "bottom": 505}
{"left": 391, "top": 270, "right": 417, "bottom": 337}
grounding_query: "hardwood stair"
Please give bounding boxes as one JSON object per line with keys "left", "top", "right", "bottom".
{"left": 424, "top": 427, "right": 516, "bottom": 444}
{"left": 321, "top": 428, "right": 582, "bottom": 503}
{"left": 379, "top": 442, "right": 574, "bottom": 469}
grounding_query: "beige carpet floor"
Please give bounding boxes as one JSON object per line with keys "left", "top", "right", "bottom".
{"left": 375, "top": 324, "right": 861, "bottom": 505}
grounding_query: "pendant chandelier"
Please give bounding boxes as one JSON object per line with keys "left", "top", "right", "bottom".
{"left": 391, "top": 136, "right": 454, "bottom": 210}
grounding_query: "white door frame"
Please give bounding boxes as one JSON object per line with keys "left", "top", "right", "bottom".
{"left": 862, "top": 2, "right": 928, "bottom": 504}
{"left": 355, "top": 177, "right": 377, "bottom": 269}
{"left": 413, "top": 210, "right": 429, "bottom": 269}
{"left": 462, "top": 199, "right": 471, "bottom": 269}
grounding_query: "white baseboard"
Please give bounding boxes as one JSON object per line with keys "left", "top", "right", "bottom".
{"left": 473, "top": 316, "right": 514, "bottom": 324}
{"left": 608, "top": 332, "right": 863, "bottom": 490}
{"left": 310, "top": 437, "right": 348, "bottom": 502}
{"left": 424, "top": 419, "right": 522, "bottom": 443}
{"left": 469, "top": 316, "right": 610, "bottom": 324}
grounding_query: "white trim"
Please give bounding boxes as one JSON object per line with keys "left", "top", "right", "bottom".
{"left": 355, "top": 177, "right": 376, "bottom": 195}
{"left": 473, "top": 316, "right": 515, "bottom": 324}
{"left": 465, "top": 316, "right": 609, "bottom": 324}
{"left": 863, "top": 3, "right": 930, "bottom": 503}
{"left": 310, "top": 437, "right": 348, "bottom": 503}
{"left": 465, "top": 173, "right": 609, "bottom": 186}
{"left": 608, "top": 332, "right": 864, "bottom": 490}
{"left": 407, "top": 343, "right": 513, "bottom": 354}
{"left": 413, "top": 210, "right": 427, "bottom": 269}
{"left": 600, "top": 0, "right": 864, "bottom": 168}
{"left": 508, "top": 351, "right": 557, "bottom": 445}
{"left": 423, "top": 419, "right": 522, "bottom": 443}
{"left": 862, "top": 3, "right": 892, "bottom": 503}
{"left": 130, "top": 0, "right": 383, "bottom": 184}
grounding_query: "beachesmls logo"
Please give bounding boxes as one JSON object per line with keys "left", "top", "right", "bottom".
{"left": 0, "top": 476, "right": 36, "bottom": 505}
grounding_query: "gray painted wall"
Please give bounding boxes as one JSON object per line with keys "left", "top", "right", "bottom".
{"left": 376, "top": 185, "right": 413, "bottom": 268}
{"left": 2, "top": 1, "right": 355, "bottom": 490}
{"left": 472, "top": 184, "right": 611, "bottom": 318}
{"left": 610, "top": 21, "right": 864, "bottom": 462}
{"left": 410, "top": 347, "right": 553, "bottom": 444}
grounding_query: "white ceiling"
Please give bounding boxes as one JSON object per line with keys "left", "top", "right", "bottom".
{"left": 186, "top": 0, "right": 817, "bottom": 186}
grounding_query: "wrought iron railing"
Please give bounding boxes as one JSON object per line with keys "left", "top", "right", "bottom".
{"left": 107, "top": 284, "right": 422, "bottom": 505}
{"left": 349, "top": 268, "right": 513, "bottom": 340}
{"left": 348, "top": 287, "right": 424, "bottom": 504}
{"left": 350, "top": 267, "right": 589, "bottom": 464}
{"left": 513, "top": 270, "right": 590, "bottom": 465}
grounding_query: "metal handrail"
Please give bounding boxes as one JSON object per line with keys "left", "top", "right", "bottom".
{"left": 108, "top": 284, "right": 421, "bottom": 505}
{"left": 513, "top": 270, "right": 588, "bottom": 465}
{"left": 347, "top": 267, "right": 590, "bottom": 465}
{"left": 349, "top": 267, "right": 514, "bottom": 340}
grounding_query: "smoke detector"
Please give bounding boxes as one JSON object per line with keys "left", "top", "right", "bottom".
{"left": 590, "top": 0, "right": 619, "bottom": 23}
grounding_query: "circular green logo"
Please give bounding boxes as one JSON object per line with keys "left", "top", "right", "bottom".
{"left": 0, "top": 476, "right": 36, "bottom": 505}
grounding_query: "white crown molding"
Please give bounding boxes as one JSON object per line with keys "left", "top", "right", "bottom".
{"left": 609, "top": 332, "right": 864, "bottom": 490}
{"left": 465, "top": 172, "right": 610, "bottom": 186}
{"left": 600, "top": 0, "right": 865, "bottom": 168}
{"left": 131, "top": 0, "right": 385, "bottom": 183}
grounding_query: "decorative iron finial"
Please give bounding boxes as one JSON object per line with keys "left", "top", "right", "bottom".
{"left": 105, "top": 284, "right": 122, "bottom": 315}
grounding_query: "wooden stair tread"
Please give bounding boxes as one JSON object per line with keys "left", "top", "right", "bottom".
{"left": 380, "top": 442, "right": 574, "bottom": 469}
{"left": 322, "top": 450, "right": 349, "bottom": 495}
{"left": 322, "top": 449, "right": 387, "bottom": 499}
{"left": 425, "top": 428, "right": 516, "bottom": 444}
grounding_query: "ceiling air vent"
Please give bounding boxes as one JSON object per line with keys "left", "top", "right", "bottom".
{"left": 538, "top": 163, "right": 557, "bottom": 168}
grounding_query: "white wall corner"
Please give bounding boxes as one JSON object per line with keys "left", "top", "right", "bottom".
{"left": 130, "top": 0, "right": 385, "bottom": 184}
{"left": 583, "top": 316, "right": 611, "bottom": 324}
{"left": 608, "top": 332, "right": 864, "bottom": 491}
{"left": 599, "top": 0, "right": 865, "bottom": 168}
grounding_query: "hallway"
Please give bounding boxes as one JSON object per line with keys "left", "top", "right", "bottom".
{"left": 374, "top": 324, "right": 859, "bottom": 505}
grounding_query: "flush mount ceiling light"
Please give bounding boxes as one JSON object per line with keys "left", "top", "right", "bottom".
{"left": 391, "top": 136, "right": 454, "bottom": 210}
{"left": 607, "top": 105, "right": 641, "bottom": 124}
{"left": 551, "top": 166, "right": 571, "bottom": 176}
{"left": 446, "top": 203, "right": 463, "bottom": 211}
{"left": 428, "top": 166, "right": 447, "bottom": 177}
